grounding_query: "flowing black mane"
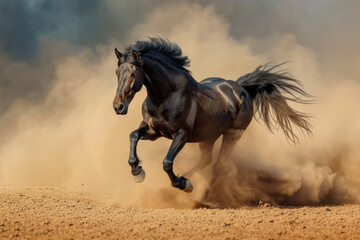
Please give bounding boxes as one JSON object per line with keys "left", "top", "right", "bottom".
{"left": 123, "top": 38, "right": 190, "bottom": 72}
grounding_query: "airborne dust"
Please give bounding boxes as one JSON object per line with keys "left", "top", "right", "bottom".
{"left": 0, "top": 2, "right": 359, "bottom": 208}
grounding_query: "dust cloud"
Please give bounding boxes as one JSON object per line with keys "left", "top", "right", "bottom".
{"left": 0, "top": 2, "right": 359, "bottom": 208}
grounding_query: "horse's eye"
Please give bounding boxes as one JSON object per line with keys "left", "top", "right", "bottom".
{"left": 131, "top": 72, "right": 136, "bottom": 78}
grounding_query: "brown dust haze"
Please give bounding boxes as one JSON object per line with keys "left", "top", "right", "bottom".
{"left": 0, "top": 2, "right": 359, "bottom": 208}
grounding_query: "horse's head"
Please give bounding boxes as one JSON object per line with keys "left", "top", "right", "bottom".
{"left": 113, "top": 48, "right": 144, "bottom": 115}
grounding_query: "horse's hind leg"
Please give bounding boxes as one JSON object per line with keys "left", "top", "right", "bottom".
{"left": 183, "top": 140, "right": 216, "bottom": 178}
{"left": 214, "top": 129, "right": 244, "bottom": 176}
{"left": 207, "top": 129, "right": 244, "bottom": 201}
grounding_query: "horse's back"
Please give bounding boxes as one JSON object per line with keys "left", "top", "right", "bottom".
{"left": 199, "top": 77, "right": 247, "bottom": 100}
{"left": 199, "top": 77, "right": 226, "bottom": 85}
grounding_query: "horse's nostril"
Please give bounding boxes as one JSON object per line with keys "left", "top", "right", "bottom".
{"left": 118, "top": 104, "right": 124, "bottom": 111}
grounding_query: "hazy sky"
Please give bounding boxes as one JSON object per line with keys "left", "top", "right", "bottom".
{"left": 1, "top": 0, "right": 358, "bottom": 60}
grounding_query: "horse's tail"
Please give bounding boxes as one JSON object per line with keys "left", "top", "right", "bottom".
{"left": 236, "top": 63, "right": 313, "bottom": 143}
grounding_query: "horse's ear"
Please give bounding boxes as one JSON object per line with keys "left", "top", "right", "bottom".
{"left": 132, "top": 50, "right": 140, "bottom": 61}
{"left": 114, "top": 48, "right": 122, "bottom": 60}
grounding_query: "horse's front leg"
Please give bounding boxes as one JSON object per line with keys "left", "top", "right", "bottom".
{"left": 163, "top": 129, "right": 193, "bottom": 192}
{"left": 128, "top": 123, "right": 148, "bottom": 183}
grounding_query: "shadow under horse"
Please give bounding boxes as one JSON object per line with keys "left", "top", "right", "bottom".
{"left": 112, "top": 38, "right": 312, "bottom": 197}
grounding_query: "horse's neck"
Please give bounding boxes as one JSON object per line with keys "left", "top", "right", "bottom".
{"left": 142, "top": 57, "right": 179, "bottom": 103}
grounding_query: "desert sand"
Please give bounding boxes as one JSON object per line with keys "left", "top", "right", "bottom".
{"left": 1, "top": 186, "right": 359, "bottom": 240}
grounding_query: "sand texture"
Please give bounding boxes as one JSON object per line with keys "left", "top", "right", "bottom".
{"left": 1, "top": 186, "right": 359, "bottom": 240}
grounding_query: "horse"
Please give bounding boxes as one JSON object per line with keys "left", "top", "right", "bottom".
{"left": 112, "top": 38, "right": 312, "bottom": 194}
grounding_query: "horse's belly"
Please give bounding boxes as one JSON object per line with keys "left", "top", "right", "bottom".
{"left": 189, "top": 112, "right": 232, "bottom": 142}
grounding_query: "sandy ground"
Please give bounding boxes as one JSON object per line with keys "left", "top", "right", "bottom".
{"left": 1, "top": 186, "right": 359, "bottom": 240}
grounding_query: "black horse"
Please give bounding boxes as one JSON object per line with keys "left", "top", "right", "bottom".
{"left": 113, "top": 38, "right": 312, "bottom": 193}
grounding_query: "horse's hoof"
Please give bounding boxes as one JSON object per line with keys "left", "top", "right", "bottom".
{"left": 133, "top": 169, "right": 145, "bottom": 183}
{"left": 183, "top": 179, "right": 193, "bottom": 193}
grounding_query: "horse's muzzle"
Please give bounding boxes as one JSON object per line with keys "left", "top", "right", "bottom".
{"left": 114, "top": 103, "right": 128, "bottom": 115}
